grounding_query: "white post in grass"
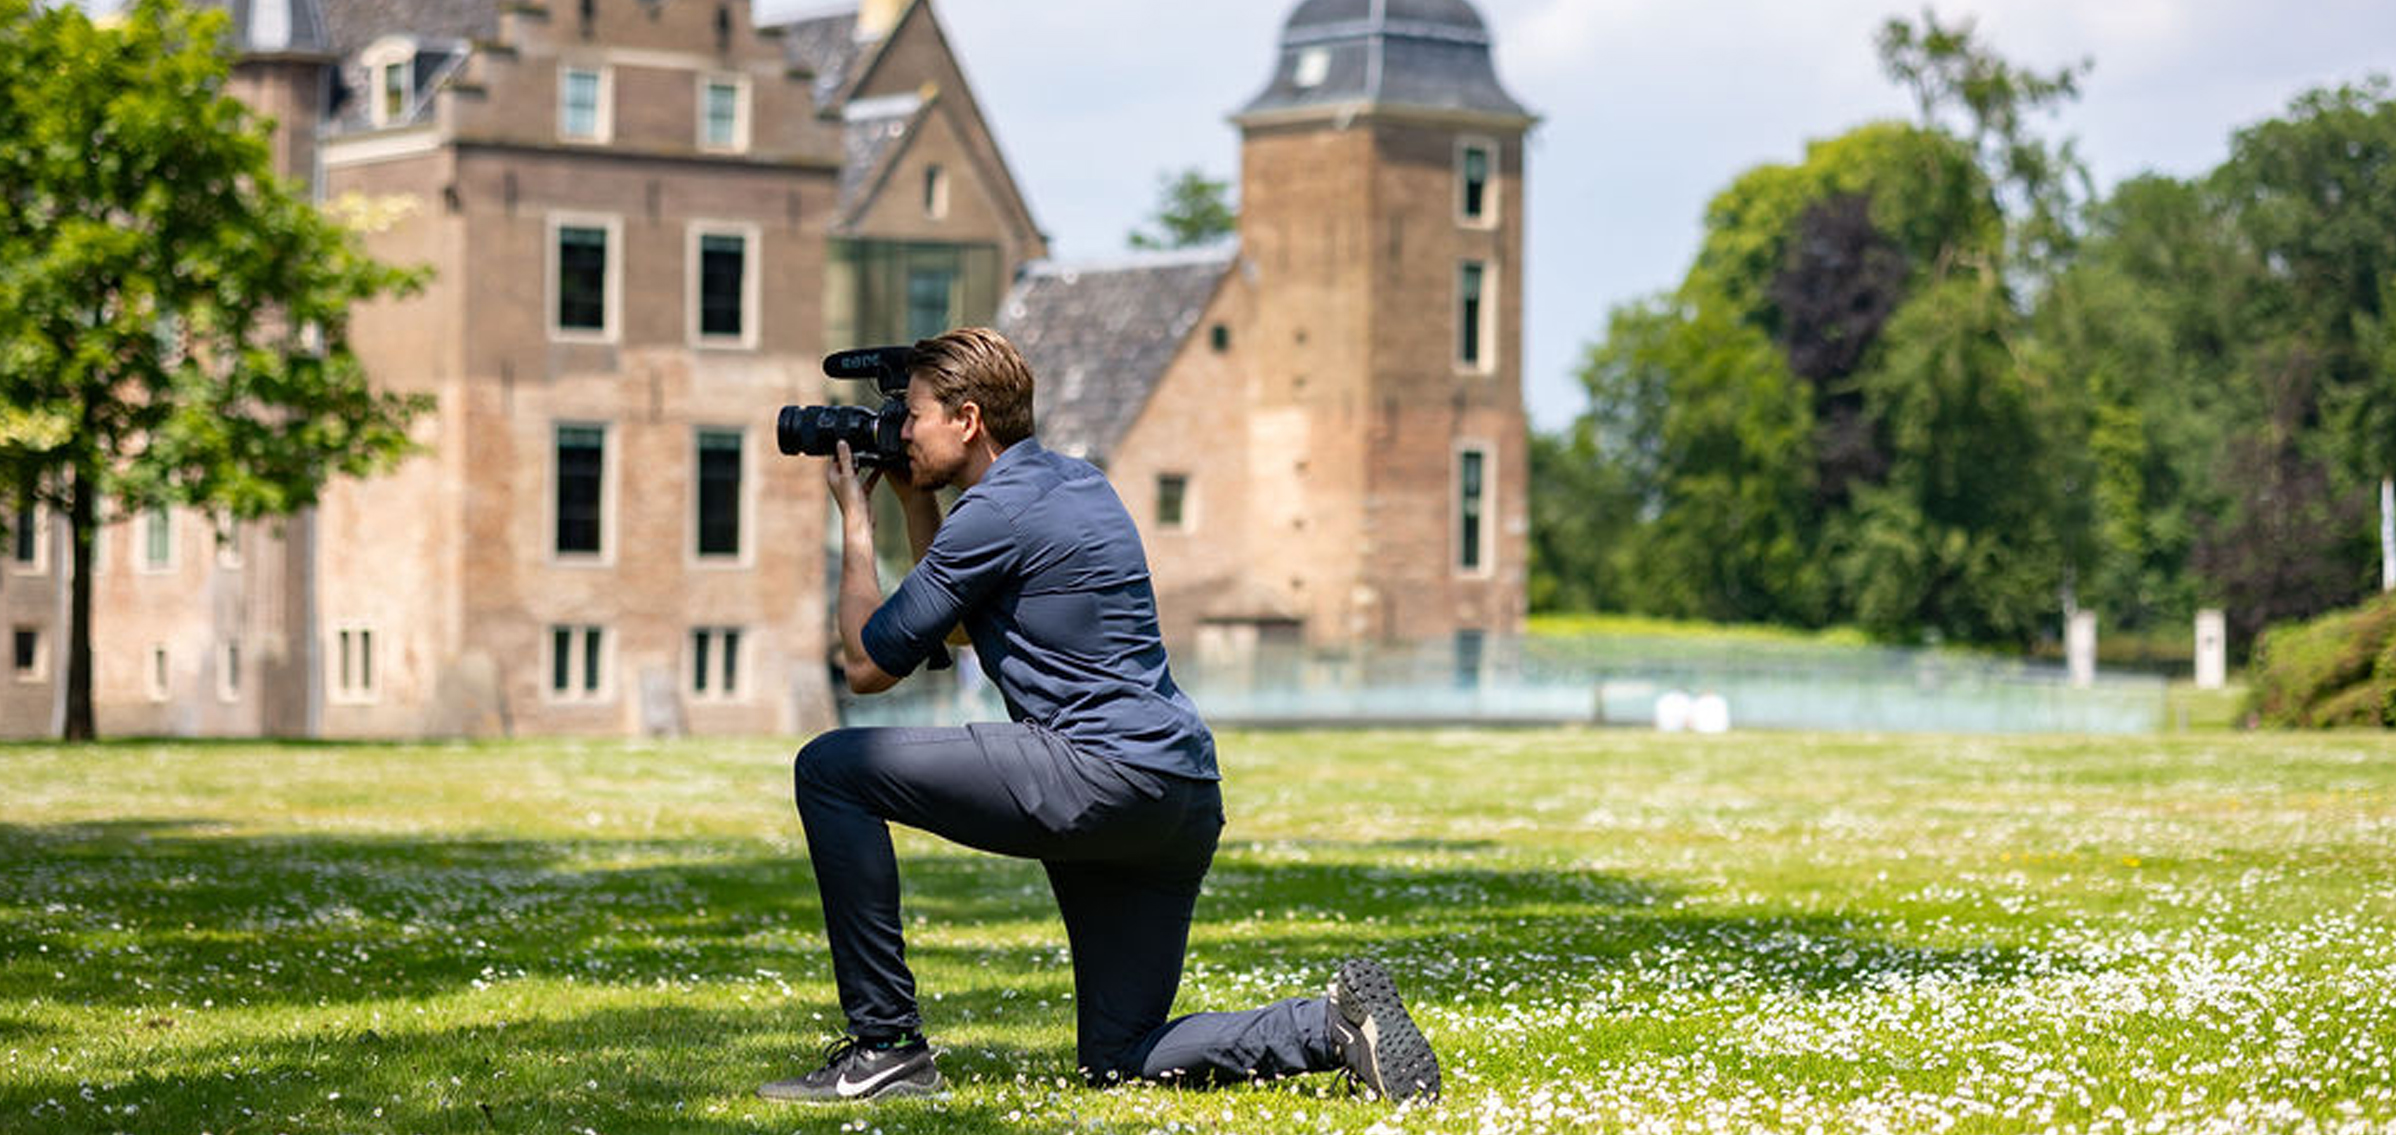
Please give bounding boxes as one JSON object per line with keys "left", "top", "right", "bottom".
{"left": 2195, "top": 609, "right": 2227, "bottom": 691}
{"left": 2381, "top": 476, "right": 2393, "bottom": 592}
{"left": 2067, "top": 610, "right": 2098, "bottom": 689}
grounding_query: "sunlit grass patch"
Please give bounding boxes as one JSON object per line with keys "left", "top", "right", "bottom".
{"left": 3, "top": 729, "right": 2393, "bottom": 1133}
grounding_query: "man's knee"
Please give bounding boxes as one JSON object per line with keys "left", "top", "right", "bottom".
{"left": 793, "top": 728, "right": 865, "bottom": 800}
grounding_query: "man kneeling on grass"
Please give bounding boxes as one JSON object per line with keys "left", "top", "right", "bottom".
{"left": 761, "top": 327, "right": 1437, "bottom": 1104}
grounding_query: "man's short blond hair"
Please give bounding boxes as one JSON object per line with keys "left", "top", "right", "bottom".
{"left": 910, "top": 327, "right": 1035, "bottom": 446}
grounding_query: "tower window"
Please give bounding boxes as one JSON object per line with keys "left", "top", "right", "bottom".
{"left": 1457, "top": 447, "right": 1489, "bottom": 573}
{"left": 1458, "top": 261, "right": 1488, "bottom": 370}
{"left": 1459, "top": 142, "right": 1492, "bottom": 223}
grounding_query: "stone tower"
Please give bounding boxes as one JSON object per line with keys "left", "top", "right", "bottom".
{"left": 1231, "top": 0, "right": 1535, "bottom": 650}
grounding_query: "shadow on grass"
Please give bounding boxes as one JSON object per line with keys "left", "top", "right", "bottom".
{"left": 0, "top": 817, "right": 2069, "bottom": 1128}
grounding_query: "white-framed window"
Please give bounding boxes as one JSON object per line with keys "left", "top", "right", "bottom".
{"left": 217, "top": 639, "right": 241, "bottom": 703}
{"left": 331, "top": 625, "right": 378, "bottom": 703}
{"left": 697, "top": 72, "right": 749, "bottom": 153}
{"left": 1155, "top": 473, "right": 1191, "bottom": 532}
{"left": 140, "top": 505, "right": 175, "bottom": 573}
{"left": 687, "top": 222, "right": 759, "bottom": 348}
{"left": 922, "top": 163, "right": 949, "bottom": 220}
{"left": 548, "top": 623, "right": 609, "bottom": 701}
{"left": 9, "top": 502, "right": 44, "bottom": 574}
{"left": 553, "top": 421, "right": 612, "bottom": 562}
{"left": 215, "top": 518, "right": 243, "bottom": 570}
{"left": 559, "top": 65, "right": 612, "bottom": 143}
{"left": 11, "top": 626, "right": 44, "bottom": 682}
{"left": 689, "top": 625, "right": 743, "bottom": 700}
{"left": 1457, "top": 137, "right": 1497, "bottom": 227}
{"left": 146, "top": 643, "right": 170, "bottom": 702}
{"left": 692, "top": 427, "right": 747, "bottom": 561}
{"left": 1454, "top": 443, "right": 1494, "bottom": 576}
{"left": 547, "top": 213, "right": 622, "bottom": 342}
{"left": 1456, "top": 260, "right": 1494, "bottom": 373}
{"left": 361, "top": 37, "right": 417, "bottom": 127}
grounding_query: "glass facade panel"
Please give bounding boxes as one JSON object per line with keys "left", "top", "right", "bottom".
{"left": 825, "top": 240, "right": 1002, "bottom": 352}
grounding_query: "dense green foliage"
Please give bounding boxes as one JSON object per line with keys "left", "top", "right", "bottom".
{"left": 1126, "top": 167, "right": 1237, "bottom": 251}
{"left": 0, "top": 0, "right": 427, "bottom": 738}
{"left": 4, "top": 732, "right": 2391, "bottom": 1133}
{"left": 1534, "top": 14, "right": 2396, "bottom": 656}
{"left": 2246, "top": 592, "right": 2396, "bottom": 727}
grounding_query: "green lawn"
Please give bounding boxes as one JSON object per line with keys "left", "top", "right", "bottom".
{"left": 4, "top": 730, "right": 2393, "bottom": 1134}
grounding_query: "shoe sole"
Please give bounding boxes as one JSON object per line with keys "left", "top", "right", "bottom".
{"left": 756, "top": 1071, "right": 946, "bottom": 1103}
{"left": 1330, "top": 958, "right": 1440, "bottom": 1103}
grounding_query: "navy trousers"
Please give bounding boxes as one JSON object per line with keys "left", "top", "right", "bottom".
{"left": 792, "top": 722, "right": 1338, "bottom": 1084}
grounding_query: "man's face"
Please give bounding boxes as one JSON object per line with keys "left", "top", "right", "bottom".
{"left": 900, "top": 375, "right": 971, "bottom": 490}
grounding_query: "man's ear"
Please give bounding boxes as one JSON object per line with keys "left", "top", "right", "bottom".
{"left": 957, "top": 400, "right": 985, "bottom": 442}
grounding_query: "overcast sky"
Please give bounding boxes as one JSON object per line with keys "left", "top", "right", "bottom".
{"left": 768, "top": 0, "right": 2396, "bottom": 430}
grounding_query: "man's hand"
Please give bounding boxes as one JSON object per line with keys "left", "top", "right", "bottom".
{"left": 826, "top": 441, "right": 883, "bottom": 528}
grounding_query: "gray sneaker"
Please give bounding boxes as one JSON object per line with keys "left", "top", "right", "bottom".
{"left": 1325, "top": 958, "right": 1440, "bottom": 1103}
{"left": 757, "top": 1035, "right": 943, "bottom": 1103}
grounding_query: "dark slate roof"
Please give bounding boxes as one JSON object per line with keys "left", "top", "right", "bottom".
{"left": 318, "top": 0, "right": 496, "bottom": 55}
{"left": 1238, "top": 0, "right": 1530, "bottom": 123}
{"left": 204, "top": 0, "right": 333, "bottom": 57}
{"left": 838, "top": 91, "right": 924, "bottom": 221}
{"left": 999, "top": 247, "right": 1237, "bottom": 465}
{"left": 775, "top": 9, "right": 866, "bottom": 110}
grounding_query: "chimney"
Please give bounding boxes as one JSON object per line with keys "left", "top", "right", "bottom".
{"left": 854, "top": 0, "right": 906, "bottom": 43}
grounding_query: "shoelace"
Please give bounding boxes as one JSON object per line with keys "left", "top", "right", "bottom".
{"left": 818, "top": 1035, "right": 866, "bottom": 1072}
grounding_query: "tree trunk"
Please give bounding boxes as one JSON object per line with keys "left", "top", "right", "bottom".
{"left": 64, "top": 464, "right": 96, "bottom": 741}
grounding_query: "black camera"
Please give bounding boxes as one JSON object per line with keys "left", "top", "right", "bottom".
{"left": 778, "top": 346, "right": 915, "bottom": 471}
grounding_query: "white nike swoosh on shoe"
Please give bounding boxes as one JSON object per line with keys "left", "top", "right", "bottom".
{"left": 834, "top": 1058, "right": 917, "bottom": 1099}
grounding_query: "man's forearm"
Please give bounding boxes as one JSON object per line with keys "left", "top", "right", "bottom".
{"left": 837, "top": 516, "right": 883, "bottom": 671}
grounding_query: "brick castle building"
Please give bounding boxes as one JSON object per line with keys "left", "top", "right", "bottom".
{"left": 1, "top": 0, "right": 1531, "bottom": 738}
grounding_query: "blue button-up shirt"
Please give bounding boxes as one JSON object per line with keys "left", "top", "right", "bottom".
{"left": 860, "top": 439, "right": 1218, "bottom": 781}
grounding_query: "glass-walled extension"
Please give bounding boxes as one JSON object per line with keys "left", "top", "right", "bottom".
{"left": 824, "top": 239, "right": 1003, "bottom": 356}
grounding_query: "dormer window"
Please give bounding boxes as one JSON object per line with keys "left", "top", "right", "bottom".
{"left": 1293, "top": 47, "right": 1329, "bottom": 89}
{"left": 381, "top": 62, "right": 407, "bottom": 120}
{"left": 360, "top": 37, "right": 418, "bottom": 127}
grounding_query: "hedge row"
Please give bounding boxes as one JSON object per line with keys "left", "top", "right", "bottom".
{"left": 2247, "top": 593, "right": 2396, "bottom": 728}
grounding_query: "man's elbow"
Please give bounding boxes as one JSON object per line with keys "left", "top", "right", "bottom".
{"left": 846, "top": 660, "right": 899, "bottom": 696}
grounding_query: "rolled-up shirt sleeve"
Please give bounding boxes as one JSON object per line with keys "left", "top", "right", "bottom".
{"left": 860, "top": 495, "right": 1014, "bottom": 678}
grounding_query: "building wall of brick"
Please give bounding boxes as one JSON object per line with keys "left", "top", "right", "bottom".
{"left": 1110, "top": 269, "right": 1268, "bottom": 651}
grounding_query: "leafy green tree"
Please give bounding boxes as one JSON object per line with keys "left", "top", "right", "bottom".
{"left": 0, "top": 0, "right": 428, "bottom": 739}
{"left": 1877, "top": 8, "right": 2092, "bottom": 275}
{"left": 2029, "top": 175, "right": 2250, "bottom": 630}
{"left": 2213, "top": 78, "right": 2396, "bottom": 497}
{"left": 1127, "top": 167, "right": 1236, "bottom": 251}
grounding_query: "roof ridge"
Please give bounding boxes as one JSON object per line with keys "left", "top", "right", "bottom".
{"left": 1021, "top": 244, "right": 1238, "bottom": 278}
